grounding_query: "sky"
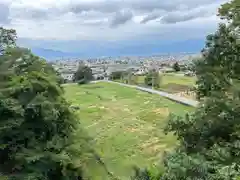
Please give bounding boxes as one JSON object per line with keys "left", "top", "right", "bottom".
{"left": 0, "top": 0, "right": 228, "bottom": 58}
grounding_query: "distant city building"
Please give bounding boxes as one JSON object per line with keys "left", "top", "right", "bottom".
{"left": 62, "top": 73, "right": 74, "bottom": 82}
{"left": 50, "top": 52, "right": 200, "bottom": 83}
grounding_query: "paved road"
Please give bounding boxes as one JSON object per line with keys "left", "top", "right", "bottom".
{"left": 101, "top": 80, "right": 199, "bottom": 107}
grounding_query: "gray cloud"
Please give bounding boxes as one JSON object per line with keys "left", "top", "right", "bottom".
{"left": 6, "top": 0, "right": 226, "bottom": 29}
{"left": 66, "top": 0, "right": 181, "bottom": 15}
{"left": 140, "top": 2, "right": 219, "bottom": 24}
{"left": 109, "top": 9, "right": 133, "bottom": 28}
{"left": 67, "top": 0, "right": 225, "bottom": 14}
{"left": 68, "top": 1, "right": 119, "bottom": 14}
{"left": 0, "top": 2, "right": 11, "bottom": 25}
{"left": 127, "top": 0, "right": 178, "bottom": 12}
{"left": 140, "top": 12, "right": 162, "bottom": 24}
{"left": 11, "top": 6, "right": 60, "bottom": 20}
{"left": 160, "top": 6, "right": 216, "bottom": 24}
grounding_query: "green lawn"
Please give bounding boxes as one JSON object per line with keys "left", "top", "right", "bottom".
{"left": 64, "top": 82, "right": 193, "bottom": 180}
{"left": 131, "top": 73, "right": 196, "bottom": 93}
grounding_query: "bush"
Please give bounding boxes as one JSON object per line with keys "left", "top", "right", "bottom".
{"left": 110, "top": 71, "right": 125, "bottom": 80}
{"left": 144, "top": 70, "right": 161, "bottom": 88}
{"left": 73, "top": 65, "right": 93, "bottom": 82}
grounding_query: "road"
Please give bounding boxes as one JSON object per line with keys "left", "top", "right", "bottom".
{"left": 100, "top": 80, "right": 199, "bottom": 107}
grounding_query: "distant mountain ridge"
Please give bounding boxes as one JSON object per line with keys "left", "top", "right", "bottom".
{"left": 31, "top": 48, "right": 81, "bottom": 60}
{"left": 28, "top": 39, "right": 205, "bottom": 60}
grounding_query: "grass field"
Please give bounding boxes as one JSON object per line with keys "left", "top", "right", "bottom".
{"left": 64, "top": 82, "right": 193, "bottom": 180}
{"left": 131, "top": 73, "right": 196, "bottom": 93}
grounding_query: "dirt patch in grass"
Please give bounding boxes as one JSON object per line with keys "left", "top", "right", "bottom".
{"left": 160, "top": 83, "right": 192, "bottom": 93}
{"left": 146, "top": 144, "right": 167, "bottom": 154}
{"left": 173, "top": 91, "right": 196, "bottom": 100}
{"left": 152, "top": 108, "right": 169, "bottom": 117}
{"left": 144, "top": 101, "right": 150, "bottom": 104}
{"left": 141, "top": 137, "right": 160, "bottom": 149}
{"left": 141, "top": 137, "right": 168, "bottom": 155}
{"left": 125, "top": 127, "right": 140, "bottom": 133}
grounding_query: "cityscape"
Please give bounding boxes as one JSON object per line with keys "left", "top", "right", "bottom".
{"left": 52, "top": 52, "right": 200, "bottom": 82}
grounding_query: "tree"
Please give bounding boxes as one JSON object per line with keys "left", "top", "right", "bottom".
{"left": 160, "top": 1, "right": 240, "bottom": 179}
{"left": 109, "top": 71, "right": 125, "bottom": 80}
{"left": 172, "top": 62, "right": 180, "bottom": 72}
{"left": 0, "top": 28, "right": 97, "bottom": 179}
{"left": 0, "top": 27, "right": 17, "bottom": 54}
{"left": 132, "top": 75, "right": 139, "bottom": 85}
{"left": 144, "top": 70, "right": 161, "bottom": 88}
{"left": 103, "top": 65, "right": 108, "bottom": 79}
{"left": 73, "top": 64, "right": 93, "bottom": 83}
{"left": 122, "top": 69, "right": 134, "bottom": 84}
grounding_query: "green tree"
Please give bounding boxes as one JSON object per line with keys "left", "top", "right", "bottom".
{"left": 0, "top": 28, "right": 96, "bottom": 179}
{"left": 0, "top": 27, "right": 17, "bottom": 54}
{"left": 160, "top": 1, "right": 240, "bottom": 179}
{"left": 73, "top": 64, "right": 93, "bottom": 83}
{"left": 125, "top": 70, "right": 133, "bottom": 84}
{"left": 172, "top": 62, "right": 180, "bottom": 72}
{"left": 144, "top": 70, "right": 161, "bottom": 88}
{"left": 109, "top": 71, "right": 125, "bottom": 80}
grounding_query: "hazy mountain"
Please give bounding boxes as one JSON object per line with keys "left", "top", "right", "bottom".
{"left": 30, "top": 48, "right": 81, "bottom": 60}
{"left": 27, "top": 39, "right": 205, "bottom": 60}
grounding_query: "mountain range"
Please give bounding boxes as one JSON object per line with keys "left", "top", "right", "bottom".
{"left": 28, "top": 39, "right": 205, "bottom": 60}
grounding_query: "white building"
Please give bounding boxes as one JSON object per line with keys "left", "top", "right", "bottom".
{"left": 62, "top": 73, "right": 74, "bottom": 82}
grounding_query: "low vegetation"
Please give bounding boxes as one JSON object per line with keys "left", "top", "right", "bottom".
{"left": 64, "top": 82, "right": 193, "bottom": 179}
{"left": 172, "top": 62, "right": 180, "bottom": 72}
{"left": 144, "top": 69, "right": 161, "bottom": 88}
{"left": 73, "top": 64, "right": 93, "bottom": 83}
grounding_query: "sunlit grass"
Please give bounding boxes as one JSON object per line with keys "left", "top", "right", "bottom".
{"left": 64, "top": 82, "right": 193, "bottom": 179}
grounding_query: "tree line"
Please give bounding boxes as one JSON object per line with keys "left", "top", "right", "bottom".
{"left": 0, "top": 28, "right": 100, "bottom": 179}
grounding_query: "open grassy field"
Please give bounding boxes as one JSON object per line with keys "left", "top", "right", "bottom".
{"left": 132, "top": 73, "right": 196, "bottom": 93}
{"left": 64, "top": 82, "right": 193, "bottom": 180}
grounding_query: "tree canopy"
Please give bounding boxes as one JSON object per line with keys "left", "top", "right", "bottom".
{"left": 159, "top": 0, "right": 240, "bottom": 179}
{"left": 73, "top": 64, "right": 93, "bottom": 82}
{"left": 132, "top": 0, "right": 240, "bottom": 179}
{"left": 144, "top": 69, "right": 161, "bottom": 88}
{"left": 0, "top": 27, "right": 17, "bottom": 54}
{"left": 172, "top": 62, "right": 180, "bottom": 72}
{"left": 0, "top": 27, "right": 95, "bottom": 180}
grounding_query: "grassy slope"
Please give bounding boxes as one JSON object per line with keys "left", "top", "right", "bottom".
{"left": 64, "top": 82, "right": 193, "bottom": 180}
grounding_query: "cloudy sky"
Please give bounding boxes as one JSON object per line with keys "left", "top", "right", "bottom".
{"left": 0, "top": 0, "right": 228, "bottom": 57}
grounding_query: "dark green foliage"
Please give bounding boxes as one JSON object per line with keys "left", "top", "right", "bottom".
{"left": 172, "top": 62, "right": 180, "bottom": 72}
{"left": 121, "top": 70, "right": 135, "bottom": 84}
{"left": 109, "top": 71, "right": 125, "bottom": 80}
{"left": 144, "top": 70, "right": 161, "bottom": 88}
{"left": 0, "top": 28, "right": 94, "bottom": 179}
{"left": 131, "top": 166, "right": 163, "bottom": 180}
{"left": 0, "top": 27, "right": 17, "bottom": 54}
{"left": 131, "top": 168, "right": 152, "bottom": 180}
{"left": 73, "top": 64, "right": 93, "bottom": 82}
{"left": 77, "top": 79, "right": 88, "bottom": 85}
{"left": 218, "top": 0, "right": 240, "bottom": 28}
{"left": 160, "top": 1, "right": 240, "bottom": 179}
{"left": 194, "top": 24, "right": 240, "bottom": 100}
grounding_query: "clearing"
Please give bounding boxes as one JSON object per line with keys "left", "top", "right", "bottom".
{"left": 64, "top": 82, "right": 193, "bottom": 180}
